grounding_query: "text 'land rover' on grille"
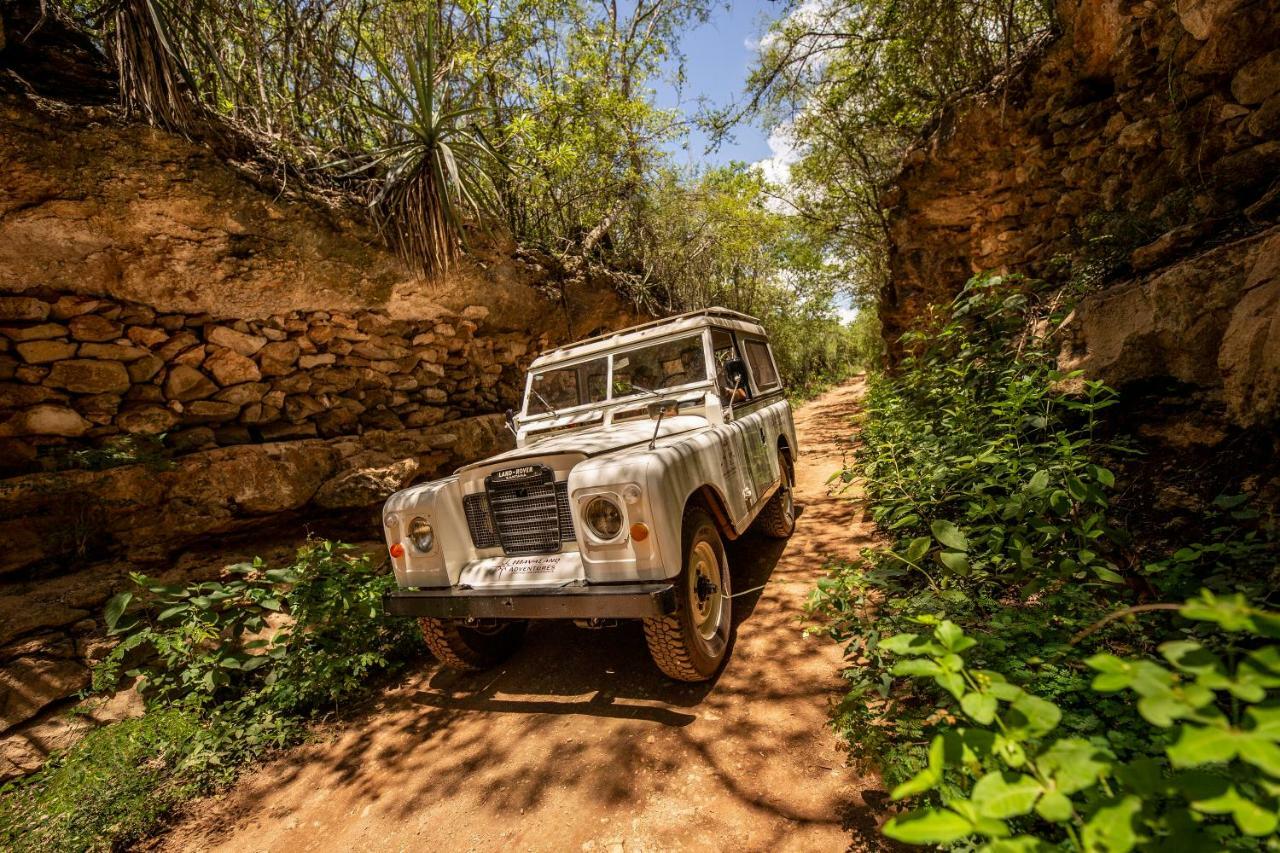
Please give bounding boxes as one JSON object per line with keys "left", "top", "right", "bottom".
{"left": 382, "top": 308, "right": 797, "bottom": 681}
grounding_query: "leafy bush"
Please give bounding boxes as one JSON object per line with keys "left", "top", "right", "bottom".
{"left": 96, "top": 539, "right": 419, "bottom": 719}
{"left": 807, "top": 274, "right": 1279, "bottom": 849}
{"left": 880, "top": 594, "right": 1280, "bottom": 850}
{"left": 1, "top": 541, "right": 420, "bottom": 852}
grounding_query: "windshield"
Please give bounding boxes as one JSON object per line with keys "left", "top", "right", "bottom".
{"left": 524, "top": 332, "right": 710, "bottom": 417}
{"left": 612, "top": 334, "right": 707, "bottom": 397}
{"left": 527, "top": 356, "right": 607, "bottom": 415}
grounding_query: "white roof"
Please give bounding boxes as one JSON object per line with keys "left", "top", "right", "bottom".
{"left": 529, "top": 307, "right": 767, "bottom": 369}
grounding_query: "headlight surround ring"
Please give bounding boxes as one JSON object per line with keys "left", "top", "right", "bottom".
{"left": 408, "top": 517, "right": 435, "bottom": 553}
{"left": 583, "top": 495, "right": 624, "bottom": 541}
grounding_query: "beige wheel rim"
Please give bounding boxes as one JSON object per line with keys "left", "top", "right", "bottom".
{"left": 688, "top": 539, "right": 725, "bottom": 641}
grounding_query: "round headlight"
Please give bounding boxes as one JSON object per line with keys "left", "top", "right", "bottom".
{"left": 408, "top": 517, "right": 434, "bottom": 553}
{"left": 584, "top": 496, "right": 624, "bottom": 540}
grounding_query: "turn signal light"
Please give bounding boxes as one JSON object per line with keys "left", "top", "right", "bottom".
{"left": 630, "top": 522, "right": 650, "bottom": 542}
{"left": 389, "top": 542, "right": 405, "bottom": 558}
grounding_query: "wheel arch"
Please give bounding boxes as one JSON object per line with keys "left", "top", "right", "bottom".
{"left": 684, "top": 483, "right": 740, "bottom": 541}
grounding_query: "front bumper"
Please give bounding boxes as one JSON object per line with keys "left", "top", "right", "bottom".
{"left": 383, "top": 582, "right": 678, "bottom": 620}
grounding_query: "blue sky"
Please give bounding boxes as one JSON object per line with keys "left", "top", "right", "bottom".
{"left": 651, "top": 0, "right": 782, "bottom": 169}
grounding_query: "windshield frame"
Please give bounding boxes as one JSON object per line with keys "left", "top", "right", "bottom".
{"left": 520, "top": 329, "right": 715, "bottom": 421}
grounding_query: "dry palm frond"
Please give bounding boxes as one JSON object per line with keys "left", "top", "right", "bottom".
{"left": 336, "top": 18, "right": 506, "bottom": 279}
{"left": 106, "top": 0, "right": 204, "bottom": 132}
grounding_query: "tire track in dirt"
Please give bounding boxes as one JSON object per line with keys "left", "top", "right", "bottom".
{"left": 157, "top": 378, "right": 885, "bottom": 852}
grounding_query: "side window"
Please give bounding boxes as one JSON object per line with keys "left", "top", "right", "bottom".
{"left": 743, "top": 339, "right": 780, "bottom": 392}
{"left": 711, "top": 328, "right": 750, "bottom": 405}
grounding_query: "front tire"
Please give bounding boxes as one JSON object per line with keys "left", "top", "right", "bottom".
{"left": 643, "top": 506, "right": 733, "bottom": 681}
{"left": 758, "top": 451, "right": 796, "bottom": 539}
{"left": 419, "top": 617, "right": 527, "bottom": 671}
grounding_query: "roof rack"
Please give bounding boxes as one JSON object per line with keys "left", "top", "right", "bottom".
{"left": 545, "top": 307, "right": 764, "bottom": 354}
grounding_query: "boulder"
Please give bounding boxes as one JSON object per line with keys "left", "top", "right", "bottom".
{"left": 1231, "top": 49, "right": 1280, "bottom": 104}
{"left": 206, "top": 325, "right": 267, "bottom": 356}
{"left": 257, "top": 340, "right": 300, "bottom": 376}
{"left": 313, "top": 457, "right": 420, "bottom": 509}
{"left": 298, "top": 353, "right": 335, "bottom": 369}
{"left": 67, "top": 314, "right": 123, "bottom": 342}
{"left": 14, "top": 339, "right": 78, "bottom": 364}
{"left": 126, "top": 326, "right": 169, "bottom": 348}
{"left": 0, "top": 298, "right": 50, "bottom": 322}
{"left": 126, "top": 354, "right": 165, "bottom": 383}
{"left": 77, "top": 342, "right": 147, "bottom": 361}
{"left": 185, "top": 400, "right": 242, "bottom": 422}
{"left": 205, "top": 347, "right": 262, "bottom": 386}
{"left": 44, "top": 359, "right": 131, "bottom": 394}
{"left": 163, "top": 364, "right": 218, "bottom": 401}
{"left": 0, "top": 658, "right": 89, "bottom": 730}
{"left": 0, "top": 405, "right": 92, "bottom": 437}
{"left": 0, "top": 323, "right": 67, "bottom": 341}
{"left": 116, "top": 405, "right": 179, "bottom": 435}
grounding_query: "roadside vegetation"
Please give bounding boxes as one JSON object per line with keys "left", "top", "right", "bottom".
{"left": 809, "top": 276, "right": 1280, "bottom": 850}
{"left": 0, "top": 542, "right": 418, "bottom": 852}
{"left": 20, "top": 0, "right": 873, "bottom": 389}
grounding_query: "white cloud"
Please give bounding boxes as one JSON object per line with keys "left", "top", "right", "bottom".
{"left": 751, "top": 123, "right": 802, "bottom": 213}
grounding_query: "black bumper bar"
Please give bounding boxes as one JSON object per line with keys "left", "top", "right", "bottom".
{"left": 383, "top": 582, "right": 679, "bottom": 620}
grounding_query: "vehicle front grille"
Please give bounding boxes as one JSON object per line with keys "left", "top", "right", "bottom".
{"left": 463, "top": 467, "right": 575, "bottom": 555}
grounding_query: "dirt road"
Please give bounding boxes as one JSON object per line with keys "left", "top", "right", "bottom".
{"left": 159, "top": 379, "right": 884, "bottom": 852}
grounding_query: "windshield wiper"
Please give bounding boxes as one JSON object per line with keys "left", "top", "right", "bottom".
{"left": 530, "top": 387, "right": 558, "bottom": 415}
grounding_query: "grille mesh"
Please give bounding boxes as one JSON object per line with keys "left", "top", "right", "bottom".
{"left": 462, "top": 471, "right": 575, "bottom": 555}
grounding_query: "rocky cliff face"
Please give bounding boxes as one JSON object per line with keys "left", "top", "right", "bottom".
{"left": 882, "top": 0, "right": 1279, "bottom": 430}
{"left": 0, "top": 13, "right": 640, "bottom": 780}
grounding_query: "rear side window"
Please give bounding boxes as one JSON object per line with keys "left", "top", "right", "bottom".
{"left": 743, "top": 339, "right": 780, "bottom": 391}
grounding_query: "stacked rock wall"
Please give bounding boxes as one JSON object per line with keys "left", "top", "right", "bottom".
{"left": 0, "top": 289, "right": 541, "bottom": 474}
{"left": 882, "top": 0, "right": 1279, "bottom": 427}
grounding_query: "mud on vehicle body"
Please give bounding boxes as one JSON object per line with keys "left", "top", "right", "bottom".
{"left": 382, "top": 308, "right": 798, "bottom": 681}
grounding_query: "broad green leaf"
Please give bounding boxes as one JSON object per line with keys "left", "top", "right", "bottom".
{"left": 935, "top": 620, "right": 975, "bottom": 653}
{"left": 892, "top": 735, "right": 946, "bottom": 799}
{"left": 1006, "top": 693, "right": 1061, "bottom": 739}
{"left": 970, "top": 771, "right": 1043, "bottom": 819}
{"left": 930, "top": 520, "right": 969, "bottom": 551}
{"left": 1180, "top": 771, "right": 1280, "bottom": 836}
{"left": 1181, "top": 591, "right": 1280, "bottom": 638}
{"left": 962, "top": 691, "right": 998, "bottom": 724}
{"left": 1038, "top": 737, "right": 1112, "bottom": 794}
{"left": 905, "top": 536, "right": 931, "bottom": 564}
{"left": 1026, "top": 470, "right": 1050, "bottom": 494}
{"left": 882, "top": 808, "right": 974, "bottom": 844}
{"left": 1091, "top": 566, "right": 1124, "bottom": 584}
{"left": 982, "top": 836, "right": 1055, "bottom": 852}
{"left": 1166, "top": 723, "right": 1240, "bottom": 767}
{"left": 938, "top": 550, "right": 971, "bottom": 575}
{"left": 1048, "top": 490, "right": 1071, "bottom": 515}
{"left": 104, "top": 592, "right": 133, "bottom": 631}
{"left": 1034, "top": 790, "right": 1073, "bottom": 822}
{"left": 936, "top": 671, "right": 967, "bottom": 701}
{"left": 892, "top": 659, "right": 942, "bottom": 677}
{"left": 1081, "top": 796, "right": 1142, "bottom": 853}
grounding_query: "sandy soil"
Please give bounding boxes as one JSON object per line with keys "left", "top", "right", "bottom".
{"left": 156, "top": 379, "right": 886, "bottom": 852}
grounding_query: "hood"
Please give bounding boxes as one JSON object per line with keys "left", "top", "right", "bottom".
{"left": 457, "top": 415, "right": 707, "bottom": 472}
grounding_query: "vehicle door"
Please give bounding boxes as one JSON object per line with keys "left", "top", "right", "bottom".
{"left": 710, "top": 328, "right": 759, "bottom": 520}
{"left": 736, "top": 335, "right": 785, "bottom": 507}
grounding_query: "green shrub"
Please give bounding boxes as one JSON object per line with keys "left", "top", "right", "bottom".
{"left": 807, "top": 274, "right": 1279, "bottom": 849}
{"left": 879, "top": 593, "right": 1280, "bottom": 850}
{"left": 0, "top": 541, "right": 420, "bottom": 852}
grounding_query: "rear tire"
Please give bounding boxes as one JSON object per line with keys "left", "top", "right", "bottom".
{"left": 418, "top": 617, "right": 527, "bottom": 671}
{"left": 643, "top": 506, "right": 733, "bottom": 682}
{"left": 758, "top": 451, "right": 796, "bottom": 539}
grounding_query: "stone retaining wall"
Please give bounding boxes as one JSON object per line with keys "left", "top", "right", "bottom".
{"left": 0, "top": 288, "right": 547, "bottom": 476}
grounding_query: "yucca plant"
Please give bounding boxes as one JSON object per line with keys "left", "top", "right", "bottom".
{"left": 342, "top": 16, "right": 506, "bottom": 279}
{"left": 103, "top": 0, "right": 208, "bottom": 132}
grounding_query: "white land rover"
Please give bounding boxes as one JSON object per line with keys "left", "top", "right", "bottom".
{"left": 381, "top": 308, "right": 797, "bottom": 681}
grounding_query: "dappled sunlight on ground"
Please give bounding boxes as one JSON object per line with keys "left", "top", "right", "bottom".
{"left": 156, "top": 379, "right": 887, "bottom": 853}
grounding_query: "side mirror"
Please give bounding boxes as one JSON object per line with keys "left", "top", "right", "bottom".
{"left": 504, "top": 408, "right": 517, "bottom": 435}
{"left": 724, "top": 359, "right": 748, "bottom": 387}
